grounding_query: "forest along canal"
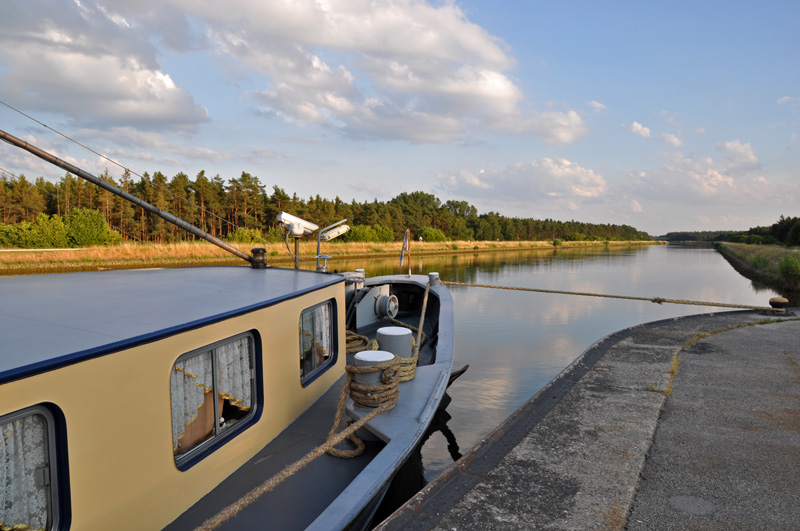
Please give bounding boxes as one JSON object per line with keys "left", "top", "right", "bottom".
{"left": 332, "top": 243, "right": 781, "bottom": 485}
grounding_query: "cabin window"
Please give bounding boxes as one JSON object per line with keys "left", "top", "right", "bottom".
{"left": 299, "top": 300, "right": 335, "bottom": 383}
{"left": 0, "top": 406, "right": 60, "bottom": 531}
{"left": 170, "top": 333, "right": 255, "bottom": 464}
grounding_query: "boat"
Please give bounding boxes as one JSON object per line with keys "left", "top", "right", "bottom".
{"left": 0, "top": 129, "right": 454, "bottom": 530}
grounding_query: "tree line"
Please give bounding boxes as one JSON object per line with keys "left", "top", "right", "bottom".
{"left": 661, "top": 215, "right": 800, "bottom": 246}
{"left": 1, "top": 171, "right": 651, "bottom": 247}
{"left": 740, "top": 215, "right": 800, "bottom": 246}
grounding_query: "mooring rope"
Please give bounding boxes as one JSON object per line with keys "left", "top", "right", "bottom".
{"left": 440, "top": 281, "right": 784, "bottom": 313}
{"left": 345, "top": 329, "right": 378, "bottom": 353}
{"left": 326, "top": 357, "right": 400, "bottom": 459}
{"left": 195, "top": 346, "right": 399, "bottom": 531}
{"left": 389, "top": 317, "right": 428, "bottom": 350}
{"left": 396, "top": 281, "right": 431, "bottom": 381}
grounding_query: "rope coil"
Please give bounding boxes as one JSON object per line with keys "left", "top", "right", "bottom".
{"left": 195, "top": 353, "right": 400, "bottom": 530}
{"left": 346, "top": 358, "right": 400, "bottom": 408}
{"left": 345, "top": 330, "right": 378, "bottom": 353}
{"left": 389, "top": 318, "right": 427, "bottom": 382}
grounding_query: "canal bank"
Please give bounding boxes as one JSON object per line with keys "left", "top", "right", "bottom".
{"left": 377, "top": 310, "right": 800, "bottom": 530}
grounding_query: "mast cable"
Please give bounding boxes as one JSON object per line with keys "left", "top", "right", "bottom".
{"left": 0, "top": 99, "right": 270, "bottom": 246}
{"left": 0, "top": 165, "right": 19, "bottom": 178}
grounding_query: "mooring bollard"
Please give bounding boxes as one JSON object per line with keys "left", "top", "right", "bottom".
{"left": 353, "top": 350, "right": 396, "bottom": 408}
{"left": 377, "top": 326, "right": 413, "bottom": 359}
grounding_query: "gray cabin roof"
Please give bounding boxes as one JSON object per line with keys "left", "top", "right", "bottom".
{"left": 0, "top": 267, "right": 343, "bottom": 384}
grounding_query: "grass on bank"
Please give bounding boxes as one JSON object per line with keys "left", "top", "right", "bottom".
{"left": 716, "top": 242, "right": 800, "bottom": 292}
{"left": 0, "top": 239, "right": 659, "bottom": 273}
{"left": 718, "top": 243, "right": 792, "bottom": 272}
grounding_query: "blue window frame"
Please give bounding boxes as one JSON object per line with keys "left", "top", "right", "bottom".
{"left": 170, "top": 331, "right": 258, "bottom": 468}
{"left": 299, "top": 300, "right": 337, "bottom": 385}
{"left": 0, "top": 405, "right": 63, "bottom": 531}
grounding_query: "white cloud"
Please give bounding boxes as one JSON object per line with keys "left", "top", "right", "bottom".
{"left": 716, "top": 139, "right": 759, "bottom": 172}
{"left": 587, "top": 100, "right": 607, "bottom": 112}
{"left": 527, "top": 111, "right": 588, "bottom": 145}
{"left": 439, "top": 158, "right": 606, "bottom": 204}
{"left": 664, "top": 152, "right": 734, "bottom": 196}
{"left": 660, "top": 110, "right": 679, "bottom": 125}
{"left": 439, "top": 168, "right": 492, "bottom": 190}
{"left": 661, "top": 133, "right": 683, "bottom": 147}
{"left": 223, "top": 0, "right": 583, "bottom": 145}
{"left": 173, "top": 0, "right": 528, "bottom": 141}
{"left": 627, "top": 120, "right": 680, "bottom": 147}
{"left": 777, "top": 96, "right": 799, "bottom": 114}
{"left": 631, "top": 199, "right": 643, "bottom": 213}
{"left": 0, "top": 2, "right": 208, "bottom": 131}
{"left": 630, "top": 121, "right": 651, "bottom": 138}
{"left": 1, "top": 0, "right": 588, "bottom": 145}
{"left": 628, "top": 148, "right": 773, "bottom": 205}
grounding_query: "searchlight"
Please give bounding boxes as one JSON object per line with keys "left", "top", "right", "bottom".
{"left": 317, "top": 219, "right": 350, "bottom": 272}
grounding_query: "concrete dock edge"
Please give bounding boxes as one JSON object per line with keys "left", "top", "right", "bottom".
{"left": 376, "top": 310, "right": 798, "bottom": 530}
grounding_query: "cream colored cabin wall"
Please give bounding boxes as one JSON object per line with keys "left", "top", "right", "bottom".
{"left": 0, "top": 283, "right": 345, "bottom": 531}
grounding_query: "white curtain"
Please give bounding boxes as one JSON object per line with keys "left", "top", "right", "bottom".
{"left": 301, "top": 311, "right": 314, "bottom": 358}
{"left": 0, "top": 413, "right": 49, "bottom": 531}
{"left": 313, "top": 304, "right": 331, "bottom": 359}
{"left": 216, "top": 337, "right": 252, "bottom": 410}
{"left": 171, "top": 350, "right": 214, "bottom": 451}
{"left": 170, "top": 336, "right": 252, "bottom": 451}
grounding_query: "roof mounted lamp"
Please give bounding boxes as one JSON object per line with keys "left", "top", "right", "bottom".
{"left": 316, "top": 219, "right": 350, "bottom": 272}
{"left": 277, "top": 212, "right": 319, "bottom": 269}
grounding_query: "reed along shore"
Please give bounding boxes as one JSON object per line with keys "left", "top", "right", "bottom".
{"left": 0, "top": 239, "right": 662, "bottom": 276}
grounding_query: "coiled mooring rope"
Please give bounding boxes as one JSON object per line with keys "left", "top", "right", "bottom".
{"left": 345, "top": 329, "right": 378, "bottom": 353}
{"left": 440, "top": 281, "right": 785, "bottom": 313}
{"left": 196, "top": 341, "right": 400, "bottom": 531}
{"left": 326, "top": 357, "right": 400, "bottom": 458}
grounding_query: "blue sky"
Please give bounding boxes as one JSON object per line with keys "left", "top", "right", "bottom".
{"left": 1, "top": 0, "right": 797, "bottom": 235}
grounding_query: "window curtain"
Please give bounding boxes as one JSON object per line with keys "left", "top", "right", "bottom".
{"left": 216, "top": 337, "right": 252, "bottom": 411}
{"left": 170, "top": 337, "right": 252, "bottom": 452}
{"left": 313, "top": 304, "right": 331, "bottom": 360}
{"left": 171, "top": 351, "right": 214, "bottom": 451}
{"left": 301, "top": 311, "right": 314, "bottom": 358}
{"left": 0, "top": 414, "right": 49, "bottom": 531}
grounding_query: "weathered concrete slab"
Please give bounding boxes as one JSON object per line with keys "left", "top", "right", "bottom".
{"left": 627, "top": 319, "right": 800, "bottom": 530}
{"left": 377, "top": 310, "right": 798, "bottom": 530}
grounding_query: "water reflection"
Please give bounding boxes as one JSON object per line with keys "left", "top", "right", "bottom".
{"left": 336, "top": 245, "right": 781, "bottom": 481}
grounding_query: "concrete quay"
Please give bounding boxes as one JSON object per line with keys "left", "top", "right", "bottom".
{"left": 377, "top": 309, "right": 800, "bottom": 530}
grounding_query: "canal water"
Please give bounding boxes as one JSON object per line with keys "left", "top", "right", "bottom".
{"left": 336, "top": 244, "right": 780, "bottom": 482}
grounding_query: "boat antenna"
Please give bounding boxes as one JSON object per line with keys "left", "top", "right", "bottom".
{"left": 316, "top": 219, "right": 350, "bottom": 272}
{"left": 0, "top": 128, "right": 263, "bottom": 268}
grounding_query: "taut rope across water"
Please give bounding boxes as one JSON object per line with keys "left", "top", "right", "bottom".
{"left": 440, "top": 281, "right": 784, "bottom": 313}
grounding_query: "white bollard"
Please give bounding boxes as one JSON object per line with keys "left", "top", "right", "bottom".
{"left": 353, "top": 350, "right": 395, "bottom": 408}
{"left": 377, "top": 326, "right": 413, "bottom": 360}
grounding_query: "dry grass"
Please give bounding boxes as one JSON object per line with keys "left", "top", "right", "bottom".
{"left": 720, "top": 242, "right": 792, "bottom": 271}
{"left": 650, "top": 318, "right": 800, "bottom": 398}
{"left": 0, "top": 239, "right": 659, "bottom": 275}
{"left": 0, "top": 241, "right": 233, "bottom": 262}
{"left": 681, "top": 318, "right": 798, "bottom": 351}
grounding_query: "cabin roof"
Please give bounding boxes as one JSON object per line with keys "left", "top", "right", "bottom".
{"left": 0, "top": 266, "right": 343, "bottom": 384}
